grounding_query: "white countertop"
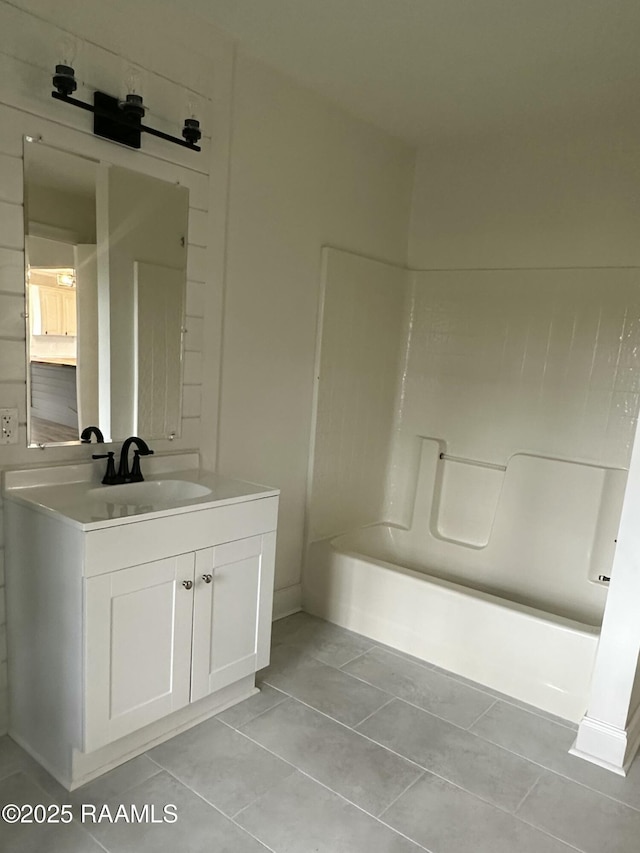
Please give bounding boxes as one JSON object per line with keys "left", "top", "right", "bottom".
{"left": 2, "top": 453, "right": 279, "bottom": 531}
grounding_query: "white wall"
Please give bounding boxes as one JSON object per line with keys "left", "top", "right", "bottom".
{"left": 26, "top": 236, "right": 75, "bottom": 268}
{"left": 308, "top": 249, "right": 408, "bottom": 542}
{"left": 0, "top": 0, "right": 233, "bottom": 733}
{"left": 26, "top": 185, "right": 96, "bottom": 244}
{"left": 409, "top": 120, "right": 640, "bottom": 270}
{"left": 216, "top": 52, "right": 415, "bottom": 612}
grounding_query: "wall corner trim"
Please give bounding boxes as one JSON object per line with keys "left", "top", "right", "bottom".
{"left": 571, "top": 712, "right": 640, "bottom": 775}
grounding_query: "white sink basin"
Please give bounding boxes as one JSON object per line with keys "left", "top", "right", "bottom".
{"left": 88, "top": 480, "right": 212, "bottom": 507}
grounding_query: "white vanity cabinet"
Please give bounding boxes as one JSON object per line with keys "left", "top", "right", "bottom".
{"left": 84, "top": 533, "right": 274, "bottom": 752}
{"left": 191, "top": 537, "right": 267, "bottom": 699}
{"left": 3, "top": 463, "right": 279, "bottom": 790}
{"left": 85, "top": 554, "right": 195, "bottom": 750}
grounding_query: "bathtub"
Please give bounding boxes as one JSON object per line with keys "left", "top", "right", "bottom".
{"left": 304, "top": 441, "right": 626, "bottom": 722}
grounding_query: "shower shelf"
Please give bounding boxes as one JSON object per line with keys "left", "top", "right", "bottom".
{"left": 438, "top": 452, "right": 506, "bottom": 472}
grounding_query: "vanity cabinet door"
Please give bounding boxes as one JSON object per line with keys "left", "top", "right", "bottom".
{"left": 84, "top": 553, "right": 195, "bottom": 751}
{"left": 191, "top": 536, "right": 265, "bottom": 701}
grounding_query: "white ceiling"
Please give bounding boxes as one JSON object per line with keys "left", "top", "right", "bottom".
{"left": 183, "top": 0, "right": 640, "bottom": 144}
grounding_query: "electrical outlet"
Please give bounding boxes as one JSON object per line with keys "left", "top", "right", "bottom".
{"left": 0, "top": 408, "right": 18, "bottom": 445}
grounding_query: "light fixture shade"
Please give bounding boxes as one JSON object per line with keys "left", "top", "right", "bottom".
{"left": 182, "top": 118, "right": 201, "bottom": 145}
{"left": 53, "top": 64, "right": 77, "bottom": 96}
{"left": 121, "top": 93, "right": 146, "bottom": 119}
{"left": 124, "top": 63, "right": 144, "bottom": 96}
{"left": 57, "top": 34, "right": 77, "bottom": 67}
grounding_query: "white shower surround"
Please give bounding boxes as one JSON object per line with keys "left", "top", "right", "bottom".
{"left": 305, "top": 249, "right": 640, "bottom": 722}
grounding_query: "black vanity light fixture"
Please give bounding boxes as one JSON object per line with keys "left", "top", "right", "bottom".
{"left": 51, "top": 55, "right": 202, "bottom": 152}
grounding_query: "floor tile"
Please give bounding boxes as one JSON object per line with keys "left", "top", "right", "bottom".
{"left": 258, "top": 635, "right": 316, "bottom": 672}
{"left": 0, "top": 736, "right": 30, "bottom": 782}
{"left": 471, "top": 700, "right": 640, "bottom": 809}
{"left": 216, "top": 683, "right": 287, "bottom": 728}
{"left": 0, "top": 739, "right": 75, "bottom": 806}
{"left": 342, "top": 646, "right": 496, "bottom": 728}
{"left": 241, "top": 698, "right": 422, "bottom": 815}
{"left": 470, "top": 699, "right": 578, "bottom": 759}
{"left": 517, "top": 771, "right": 640, "bottom": 853}
{"left": 270, "top": 611, "right": 315, "bottom": 642}
{"left": 358, "top": 698, "right": 543, "bottom": 811}
{"left": 86, "top": 770, "right": 269, "bottom": 853}
{"left": 0, "top": 772, "right": 104, "bottom": 853}
{"left": 148, "top": 716, "right": 295, "bottom": 816}
{"left": 29, "top": 755, "right": 163, "bottom": 810}
{"left": 497, "top": 697, "right": 579, "bottom": 730}
{"left": 382, "top": 771, "right": 577, "bottom": 853}
{"left": 236, "top": 769, "right": 423, "bottom": 853}
{"left": 370, "top": 641, "right": 438, "bottom": 669}
{"left": 7, "top": 611, "right": 640, "bottom": 853}
{"left": 262, "top": 647, "right": 391, "bottom": 726}
{"left": 427, "top": 662, "right": 575, "bottom": 719}
{"left": 272, "top": 612, "right": 375, "bottom": 667}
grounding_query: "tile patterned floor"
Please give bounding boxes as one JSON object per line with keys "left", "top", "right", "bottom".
{"left": 1, "top": 611, "right": 640, "bottom": 852}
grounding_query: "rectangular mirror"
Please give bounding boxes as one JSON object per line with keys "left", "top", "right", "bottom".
{"left": 24, "top": 140, "right": 189, "bottom": 446}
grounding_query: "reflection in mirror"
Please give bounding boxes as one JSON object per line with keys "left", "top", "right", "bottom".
{"left": 24, "top": 141, "right": 189, "bottom": 447}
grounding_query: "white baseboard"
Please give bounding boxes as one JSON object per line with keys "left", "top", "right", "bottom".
{"left": 571, "top": 712, "right": 639, "bottom": 775}
{"left": 625, "top": 701, "right": 640, "bottom": 768}
{"left": 272, "top": 584, "right": 302, "bottom": 620}
{"left": 11, "top": 677, "right": 258, "bottom": 790}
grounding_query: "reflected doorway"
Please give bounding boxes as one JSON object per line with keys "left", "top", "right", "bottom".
{"left": 28, "top": 264, "right": 80, "bottom": 444}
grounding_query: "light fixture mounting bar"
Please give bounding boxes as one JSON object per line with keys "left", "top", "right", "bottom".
{"left": 51, "top": 90, "right": 202, "bottom": 152}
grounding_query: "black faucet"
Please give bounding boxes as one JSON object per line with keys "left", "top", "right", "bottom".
{"left": 92, "top": 451, "right": 117, "bottom": 484}
{"left": 80, "top": 425, "right": 105, "bottom": 444}
{"left": 116, "top": 436, "right": 154, "bottom": 483}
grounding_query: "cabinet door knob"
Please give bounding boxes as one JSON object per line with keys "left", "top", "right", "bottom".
{"left": 182, "top": 580, "right": 193, "bottom": 590}
{"left": 202, "top": 574, "right": 213, "bottom": 584}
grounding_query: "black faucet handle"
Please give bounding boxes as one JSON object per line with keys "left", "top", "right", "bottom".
{"left": 92, "top": 451, "right": 118, "bottom": 485}
{"left": 129, "top": 447, "right": 154, "bottom": 482}
{"left": 129, "top": 451, "right": 144, "bottom": 482}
